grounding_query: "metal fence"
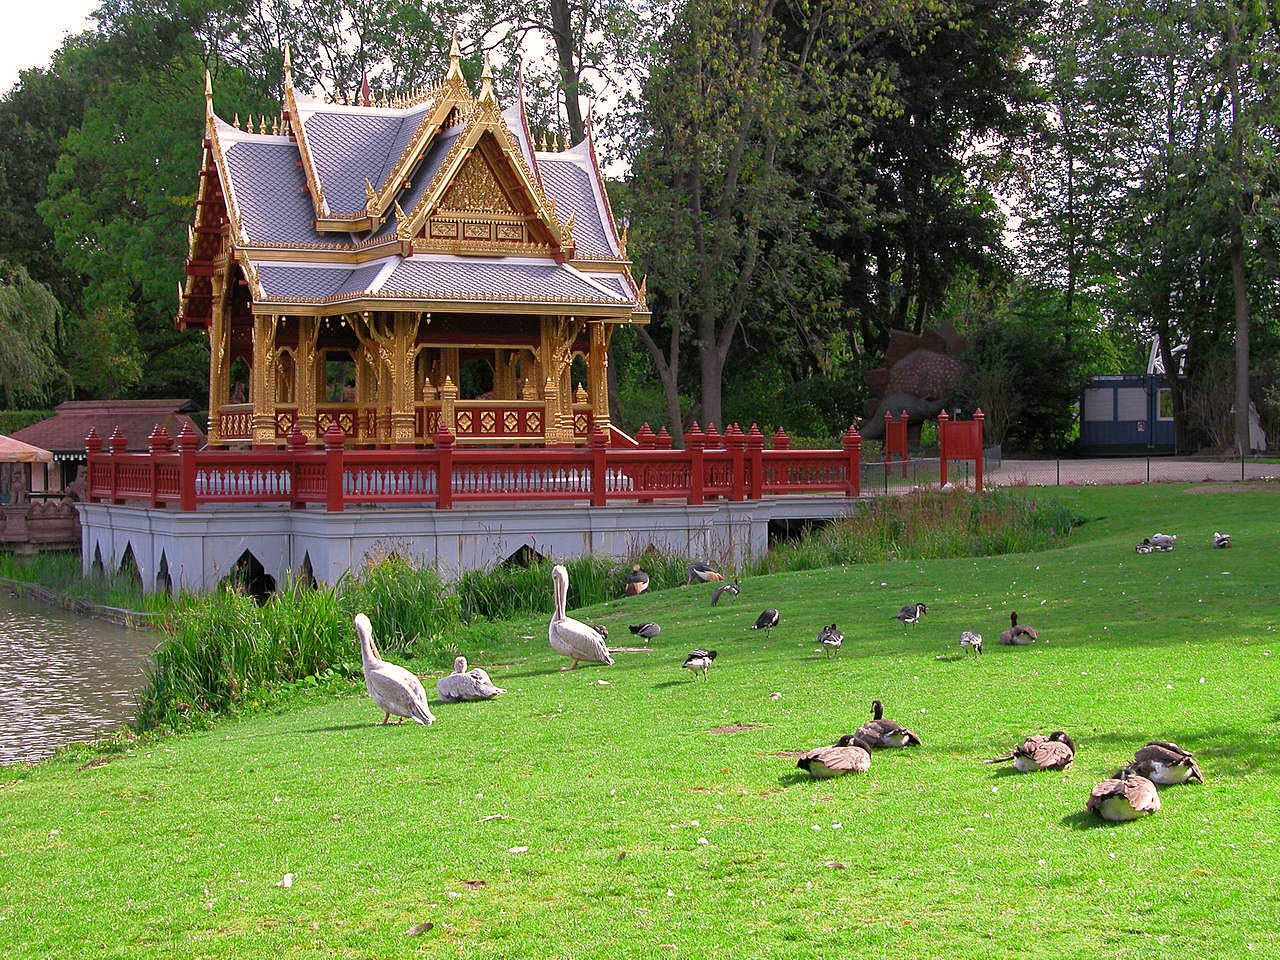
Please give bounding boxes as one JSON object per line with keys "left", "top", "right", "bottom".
{"left": 984, "top": 456, "right": 1278, "bottom": 488}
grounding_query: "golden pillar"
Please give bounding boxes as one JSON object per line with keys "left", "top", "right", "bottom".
{"left": 206, "top": 271, "right": 231, "bottom": 444}
{"left": 250, "top": 314, "right": 279, "bottom": 446}
{"left": 388, "top": 313, "right": 418, "bottom": 445}
{"left": 588, "top": 322, "right": 612, "bottom": 433}
{"left": 295, "top": 315, "right": 319, "bottom": 440}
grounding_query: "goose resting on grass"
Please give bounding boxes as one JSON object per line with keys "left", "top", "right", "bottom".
{"left": 549, "top": 564, "right": 614, "bottom": 670}
{"left": 710, "top": 579, "right": 740, "bottom": 606}
{"left": 751, "top": 608, "right": 780, "bottom": 635}
{"left": 1087, "top": 766, "right": 1160, "bottom": 821}
{"left": 1130, "top": 741, "right": 1205, "bottom": 785}
{"left": 959, "top": 631, "right": 984, "bottom": 656}
{"left": 985, "top": 731, "right": 1075, "bottom": 771}
{"left": 683, "top": 649, "right": 716, "bottom": 678}
{"left": 355, "top": 614, "right": 435, "bottom": 725}
{"left": 999, "top": 611, "right": 1037, "bottom": 645}
{"left": 1135, "top": 538, "right": 1155, "bottom": 555}
{"left": 687, "top": 561, "right": 725, "bottom": 584}
{"left": 629, "top": 621, "right": 660, "bottom": 643}
{"left": 797, "top": 734, "right": 874, "bottom": 778}
{"left": 625, "top": 564, "right": 650, "bottom": 595}
{"left": 856, "top": 700, "right": 921, "bottom": 748}
{"left": 894, "top": 602, "right": 927, "bottom": 625}
{"left": 818, "top": 624, "right": 844, "bottom": 657}
{"left": 436, "top": 656, "right": 507, "bottom": 702}
{"left": 1212, "top": 532, "right": 1232, "bottom": 549}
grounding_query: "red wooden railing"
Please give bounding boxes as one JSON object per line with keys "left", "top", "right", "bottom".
{"left": 84, "top": 420, "right": 863, "bottom": 512}
{"left": 938, "top": 409, "right": 985, "bottom": 491}
{"left": 884, "top": 410, "right": 909, "bottom": 477}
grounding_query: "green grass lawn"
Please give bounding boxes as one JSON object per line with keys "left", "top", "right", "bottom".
{"left": 2, "top": 485, "right": 1278, "bottom": 958}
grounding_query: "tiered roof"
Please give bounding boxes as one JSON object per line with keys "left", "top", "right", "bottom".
{"left": 178, "top": 41, "right": 646, "bottom": 327}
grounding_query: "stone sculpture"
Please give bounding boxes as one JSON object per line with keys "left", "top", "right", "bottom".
{"left": 859, "top": 320, "right": 969, "bottom": 440}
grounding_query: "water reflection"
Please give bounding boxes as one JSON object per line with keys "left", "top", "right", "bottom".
{"left": 0, "top": 593, "right": 157, "bottom": 763}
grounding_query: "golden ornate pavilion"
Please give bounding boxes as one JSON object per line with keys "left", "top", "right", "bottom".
{"left": 178, "top": 40, "right": 647, "bottom": 447}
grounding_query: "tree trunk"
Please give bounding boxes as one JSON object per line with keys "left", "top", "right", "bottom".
{"left": 1226, "top": 5, "right": 1251, "bottom": 455}
{"left": 550, "top": 0, "right": 584, "bottom": 143}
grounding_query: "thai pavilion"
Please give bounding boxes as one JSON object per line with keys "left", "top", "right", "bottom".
{"left": 178, "top": 40, "right": 647, "bottom": 449}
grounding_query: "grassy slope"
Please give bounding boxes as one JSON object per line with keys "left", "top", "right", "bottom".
{"left": 2, "top": 485, "right": 1278, "bottom": 959}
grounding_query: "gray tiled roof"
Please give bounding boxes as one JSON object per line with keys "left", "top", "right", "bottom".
{"left": 374, "top": 104, "right": 436, "bottom": 190}
{"left": 539, "top": 159, "right": 615, "bottom": 259}
{"left": 584, "top": 274, "right": 631, "bottom": 300}
{"left": 503, "top": 105, "right": 537, "bottom": 173}
{"left": 257, "top": 262, "right": 388, "bottom": 299}
{"left": 382, "top": 259, "right": 629, "bottom": 303}
{"left": 371, "top": 128, "right": 463, "bottom": 241}
{"left": 224, "top": 140, "right": 327, "bottom": 246}
{"left": 303, "top": 112, "right": 404, "bottom": 216}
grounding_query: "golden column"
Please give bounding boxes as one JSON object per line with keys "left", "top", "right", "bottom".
{"left": 250, "top": 314, "right": 279, "bottom": 446}
{"left": 294, "top": 315, "right": 320, "bottom": 440}
{"left": 588, "top": 322, "right": 612, "bottom": 433}
{"left": 205, "top": 269, "right": 231, "bottom": 444}
{"left": 388, "top": 313, "right": 418, "bottom": 446}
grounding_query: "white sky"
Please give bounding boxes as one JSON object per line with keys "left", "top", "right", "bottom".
{"left": 0, "top": 1, "right": 97, "bottom": 92}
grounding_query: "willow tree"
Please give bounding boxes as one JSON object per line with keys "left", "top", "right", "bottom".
{"left": 0, "top": 262, "right": 66, "bottom": 407}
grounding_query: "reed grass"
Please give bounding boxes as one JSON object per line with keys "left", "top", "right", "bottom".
{"left": 0, "top": 550, "right": 178, "bottom": 613}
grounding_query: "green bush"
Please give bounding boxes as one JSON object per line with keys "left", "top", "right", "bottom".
{"left": 0, "top": 409, "right": 54, "bottom": 435}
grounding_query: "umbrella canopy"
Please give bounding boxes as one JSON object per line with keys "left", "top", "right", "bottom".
{"left": 0, "top": 434, "right": 54, "bottom": 464}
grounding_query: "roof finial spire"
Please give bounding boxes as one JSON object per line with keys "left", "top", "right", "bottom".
{"left": 283, "top": 41, "right": 293, "bottom": 88}
{"left": 203, "top": 69, "right": 213, "bottom": 117}
{"left": 445, "top": 33, "right": 465, "bottom": 86}
{"left": 360, "top": 67, "right": 371, "bottom": 107}
{"left": 478, "top": 51, "right": 497, "bottom": 107}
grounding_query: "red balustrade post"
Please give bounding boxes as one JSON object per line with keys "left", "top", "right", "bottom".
{"left": 147, "top": 426, "right": 171, "bottom": 508}
{"left": 175, "top": 423, "right": 199, "bottom": 511}
{"left": 898, "top": 411, "right": 910, "bottom": 477}
{"left": 974, "top": 408, "right": 985, "bottom": 492}
{"left": 727, "top": 424, "right": 746, "bottom": 501}
{"left": 636, "top": 423, "right": 656, "bottom": 449}
{"left": 773, "top": 427, "right": 790, "bottom": 450}
{"left": 684, "top": 421, "right": 705, "bottom": 506}
{"left": 287, "top": 424, "right": 307, "bottom": 509}
{"left": 108, "top": 426, "right": 127, "bottom": 504}
{"left": 705, "top": 422, "right": 722, "bottom": 449}
{"left": 588, "top": 427, "right": 608, "bottom": 507}
{"left": 937, "top": 410, "right": 950, "bottom": 488}
{"left": 84, "top": 428, "right": 102, "bottom": 502}
{"left": 656, "top": 427, "right": 673, "bottom": 449}
{"left": 747, "top": 424, "right": 764, "bottom": 500}
{"left": 883, "top": 410, "right": 894, "bottom": 470}
{"left": 843, "top": 425, "right": 862, "bottom": 498}
{"left": 323, "top": 421, "right": 346, "bottom": 512}
{"left": 434, "top": 427, "right": 455, "bottom": 509}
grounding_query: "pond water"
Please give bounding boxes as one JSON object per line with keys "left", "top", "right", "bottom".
{"left": 0, "top": 593, "right": 157, "bottom": 764}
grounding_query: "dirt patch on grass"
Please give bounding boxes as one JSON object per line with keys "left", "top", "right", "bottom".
{"left": 769, "top": 750, "right": 804, "bottom": 759}
{"left": 1184, "top": 482, "right": 1280, "bottom": 494}
{"left": 608, "top": 647, "right": 655, "bottom": 653}
{"left": 78, "top": 754, "right": 122, "bottom": 771}
{"left": 709, "top": 724, "right": 765, "bottom": 735}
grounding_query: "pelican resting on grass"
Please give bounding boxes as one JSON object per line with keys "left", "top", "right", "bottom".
{"left": 818, "top": 624, "right": 844, "bottom": 657}
{"left": 959, "top": 631, "right": 984, "bottom": 656}
{"left": 796, "top": 734, "right": 874, "bottom": 778}
{"left": 751, "top": 608, "right": 780, "bottom": 635}
{"left": 1130, "top": 741, "right": 1205, "bottom": 785}
{"left": 687, "top": 561, "right": 724, "bottom": 584}
{"left": 985, "top": 731, "right": 1075, "bottom": 772}
{"left": 999, "top": 611, "right": 1038, "bottom": 645}
{"left": 436, "top": 656, "right": 507, "bottom": 703}
{"left": 1150, "top": 533, "right": 1177, "bottom": 551}
{"left": 710, "top": 579, "right": 740, "bottom": 606}
{"left": 629, "top": 621, "right": 660, "bottom": 643}
{"left": 683, "top": 648, "right": 716, "bottom": 678}
{"left": 1087, "top": 767, "right": 1160, "bottom": 822}
{"left": 625, "top": 564, "right": 650, "bottom": 595}
{"left": 549, "top": 564, "right": 614, "bottom": 670}
{"left": 354, "top": 613, "right": 435, "bottom": 725}
{"left": 1212, "top": 532, "right": 1232, "bottom": 549}
{"left": 856, "top": 700, "right": 921, "bottom": 748}
{"left": 895, "top": 602, "right": 927, "bottom": 625}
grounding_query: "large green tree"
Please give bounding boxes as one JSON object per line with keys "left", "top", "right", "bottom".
{"left": 0, "top": 262, "right": 68, "bottom": 407}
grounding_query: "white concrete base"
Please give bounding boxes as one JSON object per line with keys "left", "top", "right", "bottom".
{"left": 77, "top": 497, "right": 863, "bottom": 594}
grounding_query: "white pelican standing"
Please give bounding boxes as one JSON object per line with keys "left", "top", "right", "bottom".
{"left": 436, "top": 656, "right": 507, "bottom": 702}
{"left": 354, "top": 614, "right": 435, "bottom": 725}
{"left": 549, "top": 564, "right": 614, "bottom": 669}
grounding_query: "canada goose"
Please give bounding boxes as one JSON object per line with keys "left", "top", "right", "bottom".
{"left": 985, "top": 731, "right": 1075, "bottom": 771}
{"left": 436, "top": 656, "right": 507, "bottom": 702}
{"left": 1135, "top": 539, "right": 1155, "bottom": 555}
{"left": 1150, "top": 533, "right": 1176, "bottom": 551}
{"left": 683, "top": 648, "right": 716, "bottom": 678}
{"left": 999, "top": 611, "right": 1037, "bottom": 645}
{"left": 1212, "top": 532, "right": 1232, "bottom": 549}
{"left": 894, "top": 602, "right": 927, "bottom": 625}
{"left": 796, "top": 734, "right": 874, "bottom": 778}
{"left": 818, "top": 624, "right": 844, "bottom": 657}
{"left": 1130, "top": 740, "right": 1205, "bottom": 785}
{"left": 629, "top": 621, "right": 660, "bottom": 643}
{"left": 710, "top": 579, "right": 740, "bottom": 606}
{"left": 751, "top": 608, "right": 780, "bottom": 635}
{"left": 687, "top": 561, "right": 724, "bottom": 584}
{"left": 625, "top": 564, "right": 650, "bottom": 595}
{"left": 354, "top": 614, "right": 435, "bottom": 725}
{"left": 548, "top": 564, "right": 614, "bottom": 669}
{"left": 1086, "top": 766, "right": 1161, "bottom": 821}
{"left": 856, "top": 699, "right": 921, "bottom": 748}
{"left": 959, "top": 631, "right": 984, "bottom": 656}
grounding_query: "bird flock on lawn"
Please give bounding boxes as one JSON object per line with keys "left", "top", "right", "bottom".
{"left": 356, "top": 531, "right": 1221, "bottom": 821}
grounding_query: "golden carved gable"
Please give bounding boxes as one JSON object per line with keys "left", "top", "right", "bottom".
{"left": 439, "top": 151, "right": 516, "bottom": 215}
